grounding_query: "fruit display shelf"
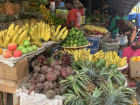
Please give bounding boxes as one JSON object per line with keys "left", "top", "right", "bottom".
{"left": 61, "top": 43, "right": 90, "bottom": 49}
{"left": 0, "top": 41, "right": 61, "bottom": 66}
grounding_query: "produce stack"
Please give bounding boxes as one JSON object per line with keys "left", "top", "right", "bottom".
{"left": 62, "top": 49, "right": 127, "bottom": 68}
{"left": 61, "top": 27, "right": 89, "bottom": 47}
{"left": 0, "top": 21, "right": 68, "bottom": 50}
{"left": 27, "top": 53, "right": 75, "bottom": 99}
{"left": 0, "top": 0, "right": 43, "bottom": 31}
{"left": 84, "top": 25, "right": 108, "bottom": 36}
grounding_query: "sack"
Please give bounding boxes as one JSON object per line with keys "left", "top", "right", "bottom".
{"left": 100, "top": 38, "right": 120, "bottom": 52}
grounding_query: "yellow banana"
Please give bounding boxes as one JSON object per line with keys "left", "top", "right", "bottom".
{"left": 59, "top": 27, "right": 67, "bottom": 33}
{"left": 7, "top": 23, "right": 15, "bottom": 36}
{"left": 25, "top": 23, "right": 29, "bottom": 32}
{"left": 44, "top": 27, "right": 50, "bottom": 42}
{"left": 11, "top": 34, "right": 19, "bottom": 44}
{"left": 31, "top": 42, "right": 42, "bottom": 47}
{"left": 55, "top": 33, "right": 63, "bottom": 41}
{"left": 41, "top": 23, "right": 45, "bottom": 39}
{"left": 17, "top": 28, "right": 23, "bottom": 35}
{"left": 56, "top": 25, "right": 61, "bottom": 33}
{"left": 30, "top": 36, "right": 41, "bottom": 44}
{"left": 61, "top": 30, "right": 68, "bottom": 40}
{"left": 14, "top": 25, "right": 19, "bottom": 34}
{"left": 4, "top": 35, "right": 11, "bottom": 48}
{"left": 17, "top": 30, "right": 28, "bottom": 44}
{"left": 53, "top": 32, "right": 59, "bottom": 38}
{"left": 0, "top": 36, "right": 4, "bottom": 47}
{"left": 37, "top": 23, "right": 41, "bottom": 38}
{"left": 9, "top": 30, "right": 16, "bottom": 42}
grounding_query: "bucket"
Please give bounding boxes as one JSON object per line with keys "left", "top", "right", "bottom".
{"left": 59, "top": 2, "right": 65, "bottom": 6}
{"left": 49, "top": 1, "right": 55, "bottom": 11}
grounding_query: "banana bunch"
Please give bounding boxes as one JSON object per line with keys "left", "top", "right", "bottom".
{"left": 29, "top": 21, "right": 51, "bottom": 47}
{"left": 51, "top": 25, "right": 68, "bottom": 42}
{"left": 84, "top": 25, "right": 108, "bottom": 34}
{"left": 61, "top": 48, "right": 93, "bottom": 62}
{"left": 0, "top": 23, "right": 30, "bottom": 48}
{"left": 93, "top": 51, "right": 127, "bottom": 67}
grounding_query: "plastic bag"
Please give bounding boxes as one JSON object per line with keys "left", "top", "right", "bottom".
{"left": 99, "top": 38, "right": 120, "bottom": 52}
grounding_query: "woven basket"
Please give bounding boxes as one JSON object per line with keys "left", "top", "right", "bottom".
{"left": 73, "top": 0, "right": 83, "bottom": 7}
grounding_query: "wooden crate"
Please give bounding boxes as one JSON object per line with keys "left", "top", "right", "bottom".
{"left": 0, "top": 72, "right": 33, "bottom": 94}
{"left": 0, "top": 58, "right": 28, "bottom": 82}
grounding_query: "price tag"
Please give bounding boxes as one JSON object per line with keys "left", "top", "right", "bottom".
{"left": 121, "top": 37, "right": 125, "bottom": 45}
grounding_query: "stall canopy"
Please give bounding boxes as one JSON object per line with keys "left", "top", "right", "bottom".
{"left": 105, "top": 0, "right": 140, "bottom": 14}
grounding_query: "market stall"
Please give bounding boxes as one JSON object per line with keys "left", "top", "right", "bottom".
{"left": 0, "top": 0, "right": 139, "bottom": 105}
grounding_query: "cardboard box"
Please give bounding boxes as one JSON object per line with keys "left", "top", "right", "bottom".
{"left": 0, "top": 58, "right": 28, "bottom": 82}
{"left": 0, "top": 72, "right": 33, "bottom": 94}
{"left": 129, "top": 56, "right": 140, "bottom": 78}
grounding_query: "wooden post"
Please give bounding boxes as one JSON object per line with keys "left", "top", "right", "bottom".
{"left": 0, "top": 92, "right": 7, "bottom": 105}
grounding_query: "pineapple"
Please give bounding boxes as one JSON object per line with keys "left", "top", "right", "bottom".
{"left": 0, "top": 14, "right": 8, "bottom": 31}
{"left": 14, "top": 3, "right": 21, "bottom": 14}
{"left": 131, "top": 97, "right": 138, "bottom": 105}
{"left": 15, "top": 20, "right": 24, "bottom": 28}
{"left": 22, "top": 19, "right": 30, "bottom": 24}
{"left": 0, "top": 3, "right": 4, "bottom": 14}
{"left": 3, "top": 1, "right": 14, "bottom": 16}
{"left": 30, "top": 18, "right": 37, "bottom": 25}
{"left": 86, "top": 83, "right": 95, "bottom": 94}
{"left": 20, "top": 1, "right": 29, "bottom": 12}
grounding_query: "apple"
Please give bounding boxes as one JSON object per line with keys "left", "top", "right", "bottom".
{"left": 26, "top": 46, "right": 33, "bottom": 53}
{"left": 23, "top": 40, "right": 31, "bottom": 47}
{"left": 7, "top": 43, "right": 17, "bottom": 51}
{"left": 13, "top": 50, "right": 22, "bottom": 58}
{"left": 17, "top": 45, "right": 25, "bottom": 50}
{"left": 3, "top": 50, "right": 12, "bottom": 58}
{"left": 21, "top": 48, "right": 28, "bottom": 55}
{"left": 32, "top": 45, "right": 38, "bottom": 51}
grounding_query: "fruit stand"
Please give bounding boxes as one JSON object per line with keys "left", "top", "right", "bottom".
{"left": 0, "top": 0, "right": 139, "bottom": 105}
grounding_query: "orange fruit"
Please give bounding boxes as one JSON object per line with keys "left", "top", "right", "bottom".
{"left": 131, "top": 57, "right": 136, "bottom": 61}
{"left": 0, "top": 48, "right": 2, "bottom": 55}
{"left": 136, "top": 56, "right": 140, "bottom": 62}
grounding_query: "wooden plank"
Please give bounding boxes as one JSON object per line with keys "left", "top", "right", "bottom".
{"left": 0, "top": 78, "right": 17, "bottom": 88}
{"left": 0, "top": 84, "right": 15, "bottom": 94}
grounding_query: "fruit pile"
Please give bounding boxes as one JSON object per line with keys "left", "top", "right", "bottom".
{"left": 102, "top": 38, "right": 119, "bottom": 43}
{"left": 86, "top": 30, "right": 102, "bottom": 35}
{"left": 39, "top": 5, "right": 53, "bottom": 25}
{"left": 131, "top": 56, "right": 140, "bottom": 62}
{"left": 0, "top": 0, "right": 30, "bottom": 16}
{"left": 61, "top": 27, "right": 89, "bottom": 47}
{"left": 27, "top": 52, "right": 75, "bottom": 99}
{"left": 51, "top": 16, "right": 66, "bottom": 27}
{"left": 62, "top": 48, "right": 93, "bottom": 62}
{"left": 84, "top": 25, "right": 108, "bottom": 34}
{"left": 92, "top": 50, "right": 127, "bottom": 67}
{"left": 3, "top": 41, "right": 37, "bottom": 58}
{"left": 0, "top": 21, "right": 68, "bottom": 49}
{"left": 62, "top": 59, "right": 135, "bottom": 105}
{"left": 63, "top": 49, "right": 127, "bottom": 67}
{"left": 50, "top": 25, "right": 68, "bottom": 42}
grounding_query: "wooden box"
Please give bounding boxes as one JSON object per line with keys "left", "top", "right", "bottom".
{"left": 0, "top": 58, "right": 28, "bottom": 82}
{"left": 0, "top": 72, "right": 33, "bottom": 94}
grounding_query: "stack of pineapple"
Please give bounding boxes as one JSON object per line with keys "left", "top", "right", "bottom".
{"left": 0, "top": 0, "right": 42, "bottom": 31}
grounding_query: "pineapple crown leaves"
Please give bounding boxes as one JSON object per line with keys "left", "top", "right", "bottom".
{"left": 59, "top": 73, "right": 92, "bottom": 98}
{"left": 86, "top": 87, "right": 103, "bottom": 105}
{"left": 100, "top": 81, "right": 133, "bottom": 105}
{"left": 63, "top": 89, "right": 86, "bottom": 105}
